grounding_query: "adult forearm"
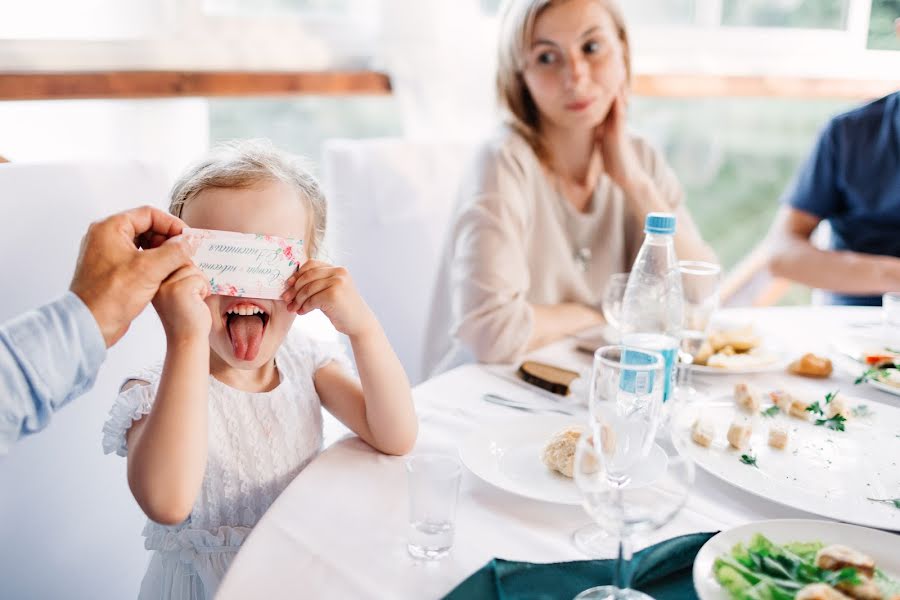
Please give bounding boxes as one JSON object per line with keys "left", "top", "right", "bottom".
{"left": 623, "top": 177, "right": 716, "bottom": 263}
{"left": 0, "top": 293, "right": 106, "bottom": 454}
{"left": 769, "top": 239, "right": 900, "bottom": 294}
{"left": 127, "top": 338, "right": 209, "bottom": 524}
{"left": 527, "top": 302, "right": 604, "bottom": 352}
{"left": 349, "top": 323, "right": 417, "bottom": 456}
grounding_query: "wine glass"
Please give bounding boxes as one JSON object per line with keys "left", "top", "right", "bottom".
{"left": 601, "top": 273, "right": 629, "bottom": 342}
{"left": 678, "top": 261, "right": 721, "bottom": 400}
{"left": 573, "top": 433, "right": 695, "bottom": 600}
{"left": 571, "top": 345, "right": 665, "bottom": 557}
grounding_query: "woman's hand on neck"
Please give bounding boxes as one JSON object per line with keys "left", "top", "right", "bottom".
{"left": 209, "top": 351, "right": 281, "bottom": 393}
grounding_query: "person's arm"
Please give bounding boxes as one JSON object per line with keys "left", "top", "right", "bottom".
{"left": 0, "top": 206, "right": 190, "bottom": 455}
{"left": 766, "top": 116, "right": 900, "bottom": 294}
{"left": 0, "top": 292, "right": 106, "bottom": 454}
{"left": 125, "top": 265, "right": 211, "bottom": 525}
{"left": 767, "top": 206, "right": 900, "bottom": 294}
{"left": 598, "top": 90, "right": 717, "bottom": 264}
{"left": 526, "top": 303, "right": 603, "bottom": 352}
{"left": 285, "top": 261, "right": 417, "bottom": 456}
{"left": 621, "top": 175, "right": 717, "bottom": 263}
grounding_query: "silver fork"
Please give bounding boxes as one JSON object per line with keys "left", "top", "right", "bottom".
{"left": 482, "top": 393, "right": 577, "bottom": 416}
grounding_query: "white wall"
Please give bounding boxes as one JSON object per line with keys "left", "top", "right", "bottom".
{"left": 0, "top": 99, "right": 209, "bottom": 183}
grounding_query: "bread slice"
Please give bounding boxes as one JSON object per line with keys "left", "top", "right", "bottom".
{"left": 518, "top": 360, "right": 580, "bottom": 396}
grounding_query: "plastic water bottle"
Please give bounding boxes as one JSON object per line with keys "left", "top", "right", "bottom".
{"left": 620, "top": 213, "right": 683, "bottom": 403}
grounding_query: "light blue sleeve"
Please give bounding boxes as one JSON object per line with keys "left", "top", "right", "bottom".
{"left": 0, "top": 292, "right": 107, "bottom": 455}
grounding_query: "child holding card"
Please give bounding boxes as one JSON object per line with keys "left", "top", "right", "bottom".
{"left": 102, "top": 140, "right": 417, "bottom": 600}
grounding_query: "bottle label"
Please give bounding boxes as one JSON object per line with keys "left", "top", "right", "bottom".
{"left": 619, "top": 349, "right": 656, "bottom": 395}
{"left": 621, "top": 335, "right": 678, "bottom": 403}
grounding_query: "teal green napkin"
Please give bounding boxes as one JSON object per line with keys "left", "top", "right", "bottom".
{"left": 443, "top": 531, "right": 716, "bottom": 600}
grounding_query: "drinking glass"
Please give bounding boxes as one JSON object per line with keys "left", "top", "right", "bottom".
{"left": 571, "top": 345, "right": 665, "bottom": 557}
{"left": 406, "top": 454, "right": 461, "bottom": 560}
{"left": 601, "top": 273, "right": 629, "bottom": 341}
{"left": 573, "top": 433, "right": 695, "bottom": 600}
{"left": 678, "top": 261, "right": 721, "bottom": 399}
{"left": 884, "top": 292, "right": 900, "bottom": 344}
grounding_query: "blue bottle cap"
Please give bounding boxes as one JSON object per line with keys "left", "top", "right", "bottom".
{"left": 645, "top": 212, "right": 676, "bottom": 235}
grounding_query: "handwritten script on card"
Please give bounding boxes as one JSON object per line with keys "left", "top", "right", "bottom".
{"left": 181, "top": 228, "right": 305, "bottom": 299}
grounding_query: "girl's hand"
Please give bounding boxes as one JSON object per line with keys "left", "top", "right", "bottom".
{"left": 152, "top": 265, "right": 212, "bottom": 342}
{"left": 282, "top": 260, "right": 377, "bottom": 338}
{"left": 596, "top": 88, "right": 647, "bottom": 194}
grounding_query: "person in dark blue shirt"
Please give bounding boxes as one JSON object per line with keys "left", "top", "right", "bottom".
{"left": 767, "top": 19, "right": 900, "bottom": 306}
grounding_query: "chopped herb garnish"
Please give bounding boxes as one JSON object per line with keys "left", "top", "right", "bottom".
{"left": 856, "top": 365, "right": 899, "bottom": 385}
{"left": 824, "top": 390, "right": 839, "bottom": 404}
{"left": 824, "top": 567, "right": 863, "bottom": 587}
{"left": 815, "top": 414, "right": 847, "bottom": 432}
{"left": 806, "top": 401, "right": 824, "bottom": 416}
{"left": 851, "top": 405, "right": 872, "bottom": 418}
{"left": 740, "top": 453, "right": 758, "bottom": 468}
{"left": 867, "top": 497, "right": 900, "bottom": 510}
{"left": 760, "top": 406, "right": 780, "bottom": 418}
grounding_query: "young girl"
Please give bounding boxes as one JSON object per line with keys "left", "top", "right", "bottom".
{"left": 424, "top": 0, "right": 716, "bottom": 376}
{"left": 102, "top": 140, "right": 418, "bottom": 600}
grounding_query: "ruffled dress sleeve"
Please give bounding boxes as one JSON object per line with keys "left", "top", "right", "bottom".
{"left": 101, "top": 363, "right": 163, "bottom": 457}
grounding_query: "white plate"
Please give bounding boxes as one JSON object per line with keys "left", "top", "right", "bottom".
{"left": 458, "top": 416, "right": 586, "bottom": 505}
{"left": 672, "top": 396, "right": 900, "bottom": 531}
{"left": 690, "top": 351, "right": 788, "bottom": 375}
{"left": 694, "top": 519, "right": 900, "bottom": 600}
{"left": 869, "top": 379, "right": 900, "bottom": 397}
{"left": 830, "top": 333, "right": 900, "bottom": 397}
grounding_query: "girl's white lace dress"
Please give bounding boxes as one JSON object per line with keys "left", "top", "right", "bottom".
{"left": 102, "top": 330, "right": 350, "bottom": 600}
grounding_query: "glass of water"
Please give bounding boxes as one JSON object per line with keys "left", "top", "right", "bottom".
{"left": 406, "top": 454, "right": 461, "bottom": 560}
{"left": 601, "top": 273, "right": 630, "bottom": 340}
{"left": 572, "top": 345, "right": 665, "bottom": 557}
{"left": 678, "top": 261, "right": 721, "bottom": 399}
{"left": 884, "top": 292, "right": 900, "bottom": 343}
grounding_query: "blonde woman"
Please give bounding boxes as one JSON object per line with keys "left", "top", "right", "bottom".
{"left": 424, "top": 0, "right": 715, "bottom": 376}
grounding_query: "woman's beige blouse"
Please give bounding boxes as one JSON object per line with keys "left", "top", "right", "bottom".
{"left": 423, "top": 127, "right": 683, "bottom": 377}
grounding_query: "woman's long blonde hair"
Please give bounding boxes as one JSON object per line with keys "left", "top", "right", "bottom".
{"left": 496, "top": 0, "right": 632, "bottom": 161}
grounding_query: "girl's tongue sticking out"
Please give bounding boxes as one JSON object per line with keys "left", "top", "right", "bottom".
{"left": 224, "top": 303, "right": 269, "bottom": 361}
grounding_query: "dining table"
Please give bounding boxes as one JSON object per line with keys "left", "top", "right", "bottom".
{"left": 216, "top": 306, "right": 896, "bottom": 600}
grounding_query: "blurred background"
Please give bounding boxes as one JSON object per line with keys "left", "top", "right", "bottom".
{"left": 0, "top": 1, "right": 898, "bottom": 598}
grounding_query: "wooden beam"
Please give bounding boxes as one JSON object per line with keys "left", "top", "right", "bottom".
{"left": 0, "top": 70, "right": 392, "bottom": 100}
{"left": 0, "top": 70, "right": 895, "bottom": 101}
{"left": 632, "top": 73, "right": 899, "bottom": 100}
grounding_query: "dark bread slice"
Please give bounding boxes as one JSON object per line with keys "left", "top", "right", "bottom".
{"left": 518, "top": 360, "right": 580, "bottom": 395}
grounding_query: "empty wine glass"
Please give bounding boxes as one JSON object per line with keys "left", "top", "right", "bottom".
{"left": 573, "top": 433, "right": 695, "bottom": 600}
{"left": 601, "top": 273, "right": 629, "bottom": 341}
{"left": 678, "top": 261, "right": 721, "bottom": 400}
{"left": 572, "top": 345, "right": 664, "bottom": 557}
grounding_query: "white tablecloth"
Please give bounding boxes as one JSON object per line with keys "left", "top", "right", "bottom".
{"left": 216, "top": 307, "right": 894, "bottom": 600}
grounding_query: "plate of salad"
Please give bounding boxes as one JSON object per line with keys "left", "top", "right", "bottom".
{"left": 694, "top": 519, "right": 900, "bottom": 600}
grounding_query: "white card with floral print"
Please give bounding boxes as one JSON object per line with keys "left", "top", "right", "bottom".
{"left": 181, "top": 228, "right": 305, "bottom": 299}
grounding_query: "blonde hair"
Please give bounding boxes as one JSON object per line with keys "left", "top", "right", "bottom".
{"left": 169, "top": 139, "right": 327, "bottom": 258}
{"left": 496, "top": 0, "right": 631, "bottom": 161}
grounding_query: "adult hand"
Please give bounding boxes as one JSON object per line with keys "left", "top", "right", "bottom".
{"left": 596, "top": 87, "right": 645, "bottom": 193}
{"left": 70, "top": 206, "right": 192, "bottom": 348}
